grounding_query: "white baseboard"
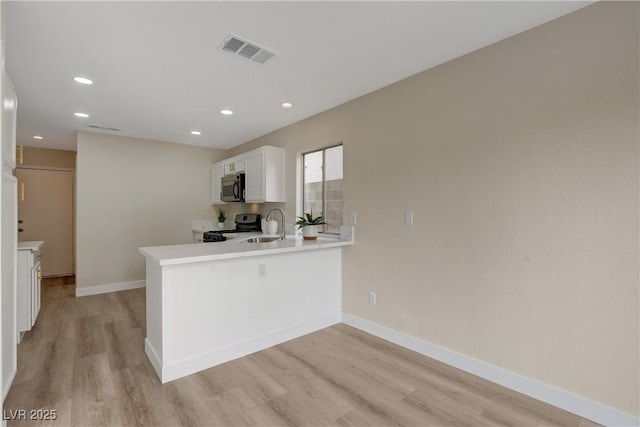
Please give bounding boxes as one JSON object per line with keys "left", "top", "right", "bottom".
{"left": 2, "top": 368, "right": 16, "bottom": 402}
{"left": 341, "top": 313, "right": 639, "bottom": 427}
{"left": 157, "top": 313, "right": 341, "bottom": 384}
{"left": 75, "top": 279, "right": 145, "bottom": 297}
{"left": 144, "top": 339, "right": 163, "bottom": 379}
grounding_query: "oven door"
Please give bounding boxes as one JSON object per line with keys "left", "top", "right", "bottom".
{"left": 203, "top": 231, "right": 227, "bottom": 242}
{"left": 221, "top": 174, "right": 244, "bottom": 202}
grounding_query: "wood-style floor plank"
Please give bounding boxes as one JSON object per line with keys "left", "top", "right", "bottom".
{"left": 5, "top": 283, "right": 601, "bottom": 426}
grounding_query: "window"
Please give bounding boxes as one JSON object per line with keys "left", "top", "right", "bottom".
{"left": 302, "top": 144, "right": 343, "bottom": 234}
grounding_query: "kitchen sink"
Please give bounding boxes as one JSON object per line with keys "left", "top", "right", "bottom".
{"left": 242, "top": 236, "right": 282, "bottom": 243}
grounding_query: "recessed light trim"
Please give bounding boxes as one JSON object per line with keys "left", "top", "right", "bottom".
{"left": 191, "top": 131, "right": 201, "bottom": 135}
{"left": 74, "top": 77, "right": 93, "bottom": 85}
{"left": 281, "top": 102, "right": 293, "bottom": 108}
{"left": 74, "top": 112, "right": 89, "bottom": 118}
{"left": 220, "top": 109, "right": 233, "bottom": 116}
{"left": 33, "top": 135, "right": 44, "bottom": 140}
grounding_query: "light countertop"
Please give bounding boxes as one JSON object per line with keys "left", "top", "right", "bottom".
{"left": 139, "top": 231, "right": 353, "bottom": 266}
{"left": 18, "top": 241, "right": 44, "bottom": 251}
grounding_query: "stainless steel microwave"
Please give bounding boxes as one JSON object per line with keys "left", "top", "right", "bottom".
{"left": 221, "top": 173, "right": 245, "bottom": 202}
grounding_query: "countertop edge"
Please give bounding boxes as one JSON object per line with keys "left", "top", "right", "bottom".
{"left": 140, "top": 238, "right": 353, "bottom": 267}
{"left": 18, "top": 241, "right": 45, "bottom": 251}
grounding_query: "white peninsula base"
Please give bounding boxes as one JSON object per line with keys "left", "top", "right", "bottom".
{"left": 141, "top": 239, "right": 346, "bottom": 383}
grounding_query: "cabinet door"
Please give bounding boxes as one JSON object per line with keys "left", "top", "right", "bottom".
{"left": 31, "top": 261, "right": 41, "bottom": 327}
{"left": 224, "top": 158, "right": 245, "bottom": 175}
{"left": 244, "top": 151, "right": 265, "bottom": 203}
{"left": 2, "top": 70, "right": 17, "bottom": 169}
{"left": 211, "top": 163, "right": 225, "bottom": 205}
{"left": 2, "top": 69, "right": 18, "bottom": 169}
{"left": 16, "top": 251, "right": 30, "bottom": 333}
{"left": 1, "top": 171, "right": 17, "bottom": 399}
{"left": 264, "top": 147, "right": 286, "bottom": 202}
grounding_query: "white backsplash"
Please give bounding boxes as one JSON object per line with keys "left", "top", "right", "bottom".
{"left": 192, "top": 219, "right": 216, "bottom": 232}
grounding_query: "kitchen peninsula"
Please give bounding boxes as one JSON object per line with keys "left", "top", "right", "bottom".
{"left": 139, "top": 231, "right": 353, "bottom": 383}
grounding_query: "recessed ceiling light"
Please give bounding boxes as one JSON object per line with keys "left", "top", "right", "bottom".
{"left": 220, "top": 109, "right": 233, "bottom": 116}
{"left": 281, "top": 102, "right": 293, "bottom": 108}
{"left": 190, "top": 131, "right": 201, "bottom": 135}
{"left": 74, "top": 77, "right": 93, "bottom": 85}
{"left": 33, "top": 135, "right": 44, "bottom": 140}
{"left": 74, "top": 112, "right": 89, "bottom": 118}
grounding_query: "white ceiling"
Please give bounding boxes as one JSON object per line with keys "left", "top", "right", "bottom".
{"left": 6, "top": 1, "right": 591, "bottom": 151}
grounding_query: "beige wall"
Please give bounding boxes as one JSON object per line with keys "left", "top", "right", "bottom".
{"left": 20, "top": 147, "right": 76, "bottom": 169}
{"left": 231, "top": 2, "right": 639, "bottom": 416}
{"left": 76, "top": 132, "right": 224, "bottom": 289}
{"left": 17, "top": 147, "right": 76, "bottom": 276}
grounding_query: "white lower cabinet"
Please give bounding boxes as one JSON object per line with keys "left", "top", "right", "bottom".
{"left": 17, "top": 241, "right": 43, "bottom": 337}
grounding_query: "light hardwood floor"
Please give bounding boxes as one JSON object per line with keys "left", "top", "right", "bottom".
{"left": 41, "top": 275, "right": 75, "bottom": 287}
{"left": 5, "top": 284, "right": 600, "bottom": 426}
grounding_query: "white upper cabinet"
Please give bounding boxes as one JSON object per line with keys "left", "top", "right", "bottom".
{"left": 211, "top": 145, "right": 285, "bottom": 205}
{"left": 2, "top": 70, "right": 17, "bottom": 169}
{"left": 244, "top": 146, "right": 285, "bottom": 203}
{"left": 224, "top": 156, "right": 245, "bottom": 175}
{"left": 211, "top": 162, "right": 225, "bottom": 205}
{"left": 244, "top": 150, "right": 264, "bottom": 203}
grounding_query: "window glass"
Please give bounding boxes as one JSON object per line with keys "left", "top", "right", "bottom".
{"left": 302, "top": 145, "right": 343, "bottom": 234}
{"left": 303, "top": 150, "right": 323, "bottom": 219}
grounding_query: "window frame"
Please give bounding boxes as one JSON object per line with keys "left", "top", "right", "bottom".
{"left": 301, "top": 143, "right": 343, "bottom": 235}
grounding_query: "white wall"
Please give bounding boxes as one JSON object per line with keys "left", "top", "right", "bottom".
{"left": 76, "top": 132, "right": 224, "bottom": 290}
{"left": 229, "top": 2, "right": 639, "bottom": 417}
{"left": 0, "top": 0, "right": 6, "bottom": 416}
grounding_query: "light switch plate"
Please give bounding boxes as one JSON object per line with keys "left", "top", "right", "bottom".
{"left": 351, "top": 213, "right": 357, "bottom": 225}
{"left": 405, "top": 212, "right": 414, "bottom": 226}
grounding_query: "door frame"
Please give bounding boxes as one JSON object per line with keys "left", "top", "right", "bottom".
{"left": 16, "top": 165, "right": 76, "bottom": 277}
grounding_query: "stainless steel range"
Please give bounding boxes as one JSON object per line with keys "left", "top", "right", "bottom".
{"left": 203, "top": 214, "right": 261, "bottom": 242}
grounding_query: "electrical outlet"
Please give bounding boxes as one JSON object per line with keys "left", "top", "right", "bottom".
{"left": 258, "top": 264, "right": 266, "bottom": 278}
{"left": 351, "top": 213, "right": 357, "bottom": 225}
{"left": 369, "top": 291, "right": 376, "bottom": 305}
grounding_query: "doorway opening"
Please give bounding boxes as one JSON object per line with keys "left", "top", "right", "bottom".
{"left": 15, "top": 167, "right": 75, "bottom": 283}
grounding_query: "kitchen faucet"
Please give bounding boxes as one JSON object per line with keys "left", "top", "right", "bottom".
{"left": 266, "top": 208, "right": 286, "bottom": 240}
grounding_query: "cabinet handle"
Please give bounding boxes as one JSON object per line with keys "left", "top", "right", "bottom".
{"left": 17, "top": 145, "right": 24, "bottom": 164}
{"left": 20, "top": 182, "right": 24, "bottom": 201}
{"left": 18, "top": 228, "right": 23, "bottom": 232}
{"left": 18, "top": 219, "right": 23, "bottom": 224}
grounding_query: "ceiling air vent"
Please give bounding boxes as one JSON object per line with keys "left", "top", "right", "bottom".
{"left": 88, "top": 124, "right": 120, "bottom": 132}
{"left": 219, "top": 33, "right": 278, "bottom": 65}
